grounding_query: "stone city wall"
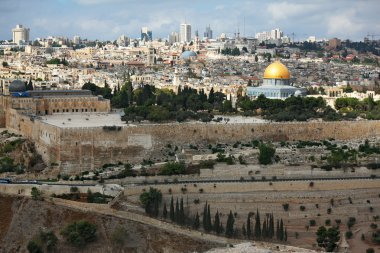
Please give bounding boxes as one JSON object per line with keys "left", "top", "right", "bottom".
{"left": 58, "top": 120, "right": 380, "bottom": 173}
{"left": 2, "top": 111, "right": 380, "bottom": 173}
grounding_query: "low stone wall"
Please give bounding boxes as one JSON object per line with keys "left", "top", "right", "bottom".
{"left": 0, "top": 184, "right": 103, "bottom": 197}
{"left": 123, "top": 179, "right": 380, "bottom": 196}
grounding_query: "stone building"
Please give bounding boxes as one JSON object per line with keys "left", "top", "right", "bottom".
{"left": 1, "top": 80, "right": 110, "bottom": 116}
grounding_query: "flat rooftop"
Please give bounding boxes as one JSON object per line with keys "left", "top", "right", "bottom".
{"left": 40, "top": 113, "right": 268, "bottom": 128}
{"left": 40, "top": 113, "right": 126, "bottom": 128}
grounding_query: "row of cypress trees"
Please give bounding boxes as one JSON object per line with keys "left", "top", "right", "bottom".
{"left": 161, "top": 200, "right": 287, "bottom": 242}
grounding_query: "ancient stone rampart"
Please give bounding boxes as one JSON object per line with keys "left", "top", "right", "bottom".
{"left": 3, "top": 113, "right": 380, "bottom": 173}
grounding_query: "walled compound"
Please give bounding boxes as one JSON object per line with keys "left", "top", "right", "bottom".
{"left": 1, "top": 81, "right": 380, "bottom": 174}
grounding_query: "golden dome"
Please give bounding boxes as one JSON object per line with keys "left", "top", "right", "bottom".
{"left": 263, "top": 61, "right": 290, "bottom": 79}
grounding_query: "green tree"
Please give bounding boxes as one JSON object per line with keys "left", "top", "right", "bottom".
{"left": 242, "top": 223, "right": 247, "bottom": 237}
{"left": 246, "top": 214, "right": 252, "bottom": 239}
{"left": 26, "top": 80, "right": 34, "bottom": 91}
{"left": 284, "top": 228, "right": 288, "bottom": 242}
{"left": 255, "top": 55, "right": 258, "bottom": 62}
{"left": 175, "top": 198, "right": 180, "bottom": 223}
{"left": 193, "top": 212, "right": 200, "bottom": 229}
{"left": 2, "top": 61, "right": 9, "bottom": 67}
{"left": 225, "top": 210, "right": 235, "bottom": 237}
{"left": 316, "top": 226, "right": 340, "bottom": 252}
{"left": 39, "top": 230, "right": 58, "bottom": 251}
{"left": 160, "top": 162, "right": 185, "bottom": 175}
{"left": 139, "top": 187, "right": 162, "bottom": 216}
{"left": 258, "top": 144, "right": 276, "bottom": 165}
{"left": 61, "top": 220, "right": 97, "bottom": 247}
{"left": 214, "top": 210, "right": 221, "bottom": 234}
{"left": 169, "top": 196, "right": 175, "bottom": 221}
{"left": 27, "top": 240, "right": 43, "bottom": 253}
{"left": 179, "top": 198, "right": 185, "bottom": 225}
{"left": 163, "top": 202, "right": 168, "bottom": 219}
{"left": 254, "top": 210, "right": 261, "bottom": 239}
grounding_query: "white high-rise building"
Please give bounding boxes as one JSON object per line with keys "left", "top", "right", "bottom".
{"left": 169, "top": 32, "right": 179, "bottom": 44}
{"left": 73, "top": 35, "right": 81, "bottom": 45}
{"left": 12, "top": 24, "right": 30, "bottom": 45}
{"left": 255, "top": 28, "right": 283, "bottom": 42}
{"left": 180, "top": 23, "right": 191, "bottom": 43}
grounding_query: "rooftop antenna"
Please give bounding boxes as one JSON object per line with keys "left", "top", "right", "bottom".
{"left": 243, "top": 16, "right": 246, "bottom": 38}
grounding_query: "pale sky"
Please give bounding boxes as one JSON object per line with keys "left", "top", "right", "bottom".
{"left": 0, "top": 0, "right": 379, "bottom": 41}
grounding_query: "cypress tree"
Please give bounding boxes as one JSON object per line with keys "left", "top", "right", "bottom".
{"left": 242, "top": 223, "right": 247, "bottom": 237}
{"left": 220, "top": 222, "right": 224, "bottom": 234}
{"left": 284, "top": 228, "right": 288, "bottom": 242}
{"left": 170, "top": 196, "right": 174, "bottom": 221}
{"left": 270, "top": 214, "right": 275, "bottom": 239}
{"left": 203, "top": 202, "right": 208, "bottom": 230}
{"left": 276, "top": 219, "right": 280, "bottom": 240}
{"left": 280, "top": 219, "right": 284, "bottom": 241}
{"left": 175, "top": 198, "right": 180, "bottom": 223}
{"left": 180, "top": 198, "right": 185, "bottom": 225}
{"left": 254, "top": 210, "right": 261, "bottom": 239}
{"left": 207, "top": 204, "right": 212, "bottom": 231}
{"left": 246, "top": 214, "right": 252, "bottom": 239}
{"left": 214, "top": 210, "right": 220, "bottom": 234}
{"left": 153, "top": 198, "right": 159, "bottom": 217}
{"left": 225, "top": 211, "right": 235, "bottom": 237}
{"left": 193, "top": 212, "right": 200, "bottom": 229}
{"left": 262, "top": 219, "right": 267, "bottom": 239}
{"left": 163, "top": 202, "right": 168, "bottom": 219}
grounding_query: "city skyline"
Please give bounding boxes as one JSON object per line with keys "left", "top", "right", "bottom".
{"left": 0, "top": 0, "right": 379, "bottom": 41}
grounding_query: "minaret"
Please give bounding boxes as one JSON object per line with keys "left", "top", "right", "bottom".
{"left": 173, "top": 67, "right": 181, "bottom": 86}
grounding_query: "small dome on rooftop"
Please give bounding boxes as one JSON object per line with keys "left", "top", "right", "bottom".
{"left": 180, "top": 51, "right": 197, "bottom": 60}
{"left": 9, "top": 80, "right": 26, "bottom": 93}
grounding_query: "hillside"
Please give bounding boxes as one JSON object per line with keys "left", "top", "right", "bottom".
{"left": 0, "top": 194, "right": 220, "bottom": 253}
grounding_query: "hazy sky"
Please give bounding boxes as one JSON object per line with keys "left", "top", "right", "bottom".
{"left": 1, "top": 0, "right": 379, "bottom": 41}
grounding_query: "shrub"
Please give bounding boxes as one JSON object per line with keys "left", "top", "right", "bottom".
{"left": 347, "top": 217, "right": 356, "bottom": 229}
{"left": 27, "top": 240, "right": 43, "bottom": 253}
{"left": 345, "top": 230, "right": 353, "bottom": 239}
{"left": 160, "top": 162, "right": 185, "bottom": 175}
{"left": 31, "top": 187, "right": 43, "bottom": 201}
{"left": 61, "top": 220, "right": 97, "bottom": 247}
{"left": 111, "top": 226, "right": 128, "bottom": 246}
{"left": 87, "top": 190, "right": 110, "bottom": 204}
{"left": 199, "top": 160, "right": 215, "bottom": 169}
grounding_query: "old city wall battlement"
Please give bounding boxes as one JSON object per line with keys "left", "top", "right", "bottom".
{"left": 57, "top": 120, "right": 380, "bottom": 173}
